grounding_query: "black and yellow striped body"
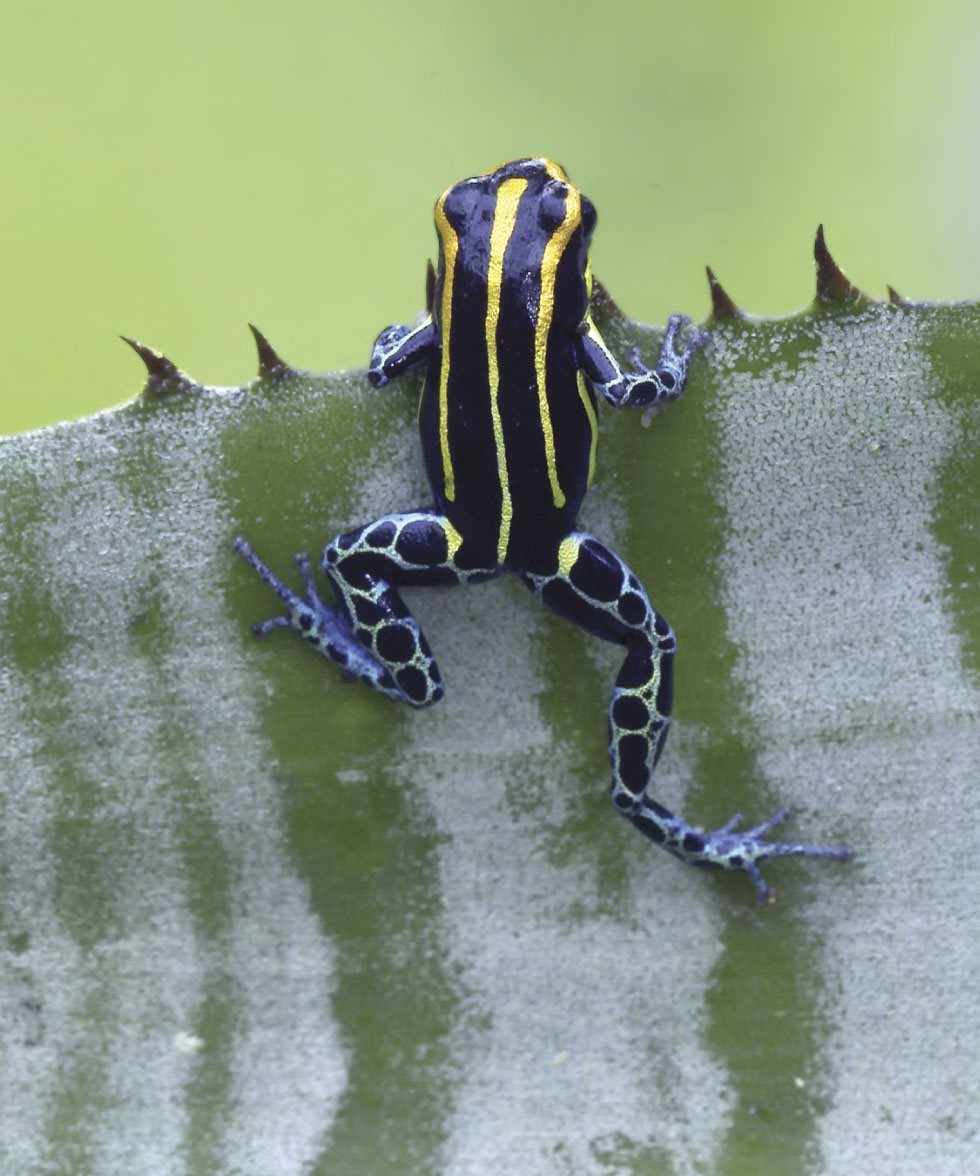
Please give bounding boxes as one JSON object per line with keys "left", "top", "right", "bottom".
{"left": 235, "top": 159, "right": 853, "bottom": 902}
{"left": 421, "top": 158, "right": 597, "bottom": 571}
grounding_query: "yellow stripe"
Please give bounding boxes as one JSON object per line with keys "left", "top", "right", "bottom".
{"left": 486, "top": 177, "right": 527, "bottom": 563}
{"left": 434, "top": 194, "right": 458, "bottom": 501}
{"left": 557, "top": 534, "right": 579, "bottom": 576}
{"left": 443, "top": 517, "right": 463, "bottom": 561}
{"left": 534, "top": 183, "right": 582, "bottom": 509}
{"left": 576, "top": 371, "right": 598, "bottom": 487}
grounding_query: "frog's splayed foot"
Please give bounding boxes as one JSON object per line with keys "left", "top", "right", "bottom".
{"left": 652, "top": 804, "right": 854, "bottom": 904}
{"left": 233, "top": 528, "right": 448, "bottom": 708}
{"left": 233, "top": 535, "right": 398, "bottom": 697}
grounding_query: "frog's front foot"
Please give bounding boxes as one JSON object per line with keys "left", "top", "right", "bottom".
{"left": 367, "top": 326, "right": 403, "bottom": 387}
{"left": 650, "top": 314, "right": 710, "bottom": 397}
{"left": 233, "top": 536, "right": 371, "bottom": 684}
{"left": 690, "top": 807, "right": 854, "bottom": 903}
{"left": 626, "top": 314, "right": 710, "bottom": 419}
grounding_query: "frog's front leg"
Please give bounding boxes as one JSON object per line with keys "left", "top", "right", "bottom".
{"left": 234, "top": 511, "right": 496, "bottom": 708}
{"left": 522, "top": 532, "right": 852, "bottom": 902}
{"left": 367, "top": 316, "right": 436, "bottom": 388}
{"left": 578, "top": 313, "right": 709, "bottom": 410}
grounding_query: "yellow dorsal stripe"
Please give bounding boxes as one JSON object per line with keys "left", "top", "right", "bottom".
{"left": 434, "top": 194, "right": 458, "bottom": 501}
{"left": 534, "top": 183, "right": 582, "bottom": 509}
{"left": 486, "top": 177, "right": 527, "bottom": 564}
{"left": 576, "top": 371, "right": 598, "bottom": 488}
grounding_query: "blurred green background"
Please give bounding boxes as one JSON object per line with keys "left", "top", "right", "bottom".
{"left": 0, "top": 0, "right": 977, "bottom": 437}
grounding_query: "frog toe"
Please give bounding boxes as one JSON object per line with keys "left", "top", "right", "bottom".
{"left": 251, "top": 615, "right": 290, "bottom": 638}
{"left": 687, "top": 327, "right": 712, "bottom": 355}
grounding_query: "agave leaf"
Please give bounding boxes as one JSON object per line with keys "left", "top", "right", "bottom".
{"left": 1, "top": 241, "right": 978, "bottom": 1172}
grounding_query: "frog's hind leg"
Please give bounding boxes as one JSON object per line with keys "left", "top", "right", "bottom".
{"left": 234, "top": 511, "right": 496, "bottom": 708}
{"left": 521, "top": 531, "right": 852, "bottom": 901}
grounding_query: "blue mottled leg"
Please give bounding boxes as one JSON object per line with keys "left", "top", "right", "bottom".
{"left": 523, "top": 532, "right": 852, "bottom": 901}
{"left": 235, "top": 511, "right": 495, "bottom": 708}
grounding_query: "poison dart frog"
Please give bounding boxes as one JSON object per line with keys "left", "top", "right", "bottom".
{"left": 234, "top": 158, "right": 851, "bottom": 901}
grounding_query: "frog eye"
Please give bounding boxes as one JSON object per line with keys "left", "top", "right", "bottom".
{"left": 581, "top": 196, "right": 597, "bottom": 238}
{"left": 538, "top": 183, "right": 569, "bottom": 231}
{"left": 440, "top": 180, "right": 482, "bottom": 228}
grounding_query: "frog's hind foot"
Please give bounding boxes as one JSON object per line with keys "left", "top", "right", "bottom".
{"left": 685, "top": 806, "right": 854, "bottom": 904}
{"left": 233, "top": 537, "right": 309, "bottom": 633}
{"left": 232, "top": 535, "right": 408, "bottom": 703}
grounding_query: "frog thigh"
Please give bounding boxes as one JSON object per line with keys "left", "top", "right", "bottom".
{"left": 520, "top": 529, "right": 675, "bottom": 788}
{"left": 322, "top": 510, "right": 497, "bottom": 706}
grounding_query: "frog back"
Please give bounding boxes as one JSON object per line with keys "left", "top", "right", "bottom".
{"left": 419, "top": 158, "right": 599, "bottom": 571}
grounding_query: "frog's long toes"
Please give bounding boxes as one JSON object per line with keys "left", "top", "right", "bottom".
{"left": 234, "top": 534, "right": 307, "bottom": 610}
{"left": 294, "top": 552, "right": 319, "bottom": 599}
{"left": 745, "top": 862, "right": 771, "bottom": 904}
{"left": 251, "top": 615, "right": 289, "bottom": 638}
{"left": 799, "top": 842, "right": 854, "bottom": 863}
{"left": 689, "top": 327, "right": 712, "bottom": 353}
{"left": 745, "top": 805, "right": 794, "bottom": 838}
{"left": 750, "top": 806, "right": 853, "bottom": 864}
{"left": 233, "top": 534, "right": 272, "bottom": 581}
{"left": 716, "top": 811, "right": 746, "bottom": 835}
